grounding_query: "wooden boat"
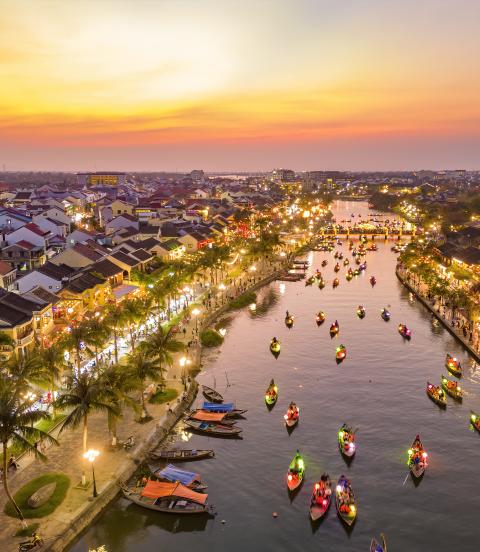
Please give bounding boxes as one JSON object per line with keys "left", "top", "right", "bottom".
{"left": 316, "top": 311, "right": 326, "bottom": 325}
{"left": 318, "top": 279, "right": 326, "bottom": 289}
{"left": 334, "top": 263, "right": 340, "bottom": 272}
{"left": 336, "top": 344, "right": 347, "bottom": 363}
{"left": 184, "top": 419, "right": 243, "bottom": 437}
{"left": 381, "top": 308, "right": 390, "bottom": 321}
{"left": 202, "top": 385, "right": 223, "bottom": 403}
{"left": 285, "top": 314, "right": 294, "bottom": 328}
{"left": 149, "top": 449, "right": 214, "bottom": 462}
{"left": 346, "top": 272, "right": 353, "bottom": 281}
{"left": 284, "top": 402, "right": 299, "bottom": 427}
{"left": 188, "top": 410, "right": 236, "bottom": 425}
{"left": 470, "top": 411, "right": 480, "bottom": 433}
{"left": 445, "top": 354, "right": 462, "bottom": 377}
{"left": 286, "top": 450, "right": 305, "bottom": 491}
{"left": 338, "top": 424, "right": 356, "bottom": 457}
{"left": 270, "top": 339, "right": 281, "bottom": 358}
{"left": 122, "top": 480, "right": 208, "bottom": 514}
{"left": 152, "top": 464, "right": 208, "bottom": 491}
{"left": 370, "top": 276, "right": 376, "bottom": 286}
{"left": 343, "top": 258, "right": 349, "bottom": 266}
{"left": 332, "top": 278, "right": 340, "bottom": 288}
{"left": 321, "top": 260, "right": 328, "bottom": 267}
{"left": 398, "top": 324, "right": 411, "bottom": 339}
{"left": 310, "top": 474, "right": 332, "bottom": 521}
{"left": 265, "top": 379, "right": 278, "bottom": 406}
{"left": 330, "top": 322, "right": 339, "bottom": 337}
{"left": 356, "top": 306, "right": 366, "bottom": 319}
{"left": 370, "top": 534, "right": 387, "bottom": 551}
{"left": 335, "top": 475, "right": 357, "bottom": 526}
{"left": 305, "top": 276, "right": 316, "bottom": 286}
{"left": 407, "top": 435, "right": 428, "bottom": 478}
{"left": 441, "top": 375, "right": 463, "bottom": 401}
{"left": 426, "top": 382, "right": 447, "bottom": 408}
{"left": 201, "top": 402, "right": 247, "bottom": 418}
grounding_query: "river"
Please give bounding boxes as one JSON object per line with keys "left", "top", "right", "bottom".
{"left": 69, "top": 201, "right": 480, "bottom": 552}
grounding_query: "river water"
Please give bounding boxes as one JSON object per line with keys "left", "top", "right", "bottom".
{"left": 70, "top": 201, "right": 480, "bottom": 552}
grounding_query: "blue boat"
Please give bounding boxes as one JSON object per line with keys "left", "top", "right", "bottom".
{"left": 153, "top": 464, "right": 208, "bottom": 491}
{"left": 202, "top": 402, "right": 247, "bottom": 417}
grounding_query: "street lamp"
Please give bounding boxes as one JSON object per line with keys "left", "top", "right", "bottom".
{"left": 83, "top": 449, "right": 100, "bottom": 497}
{"left": 192, "top": 308, "right": 200, "bottom": 333}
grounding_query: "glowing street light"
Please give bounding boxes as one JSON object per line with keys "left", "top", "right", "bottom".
{"left": 192, "top": 308, "right": 201, "bottom": 332}
{"left": 83, "top": 449, "right": 100, "bottom": 497}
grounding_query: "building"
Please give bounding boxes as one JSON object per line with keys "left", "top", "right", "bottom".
{"left": 0, "top": 261, "right": 16, "bottom": 290}
{"left": 77, "top": 172, "right": 126, "bottom": 187}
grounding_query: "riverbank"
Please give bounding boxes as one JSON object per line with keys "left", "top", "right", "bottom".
{"left": 396, "top": 266, "right": 480, "bottom": 363}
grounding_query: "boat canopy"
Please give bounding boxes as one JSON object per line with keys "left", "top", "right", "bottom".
{"left": 157, "top": 464, "right": 200, "bottom": 486}
{"left": 141, "top": 480, "right": 208, "bottom": 504}
{"left": 191, "top": 410, "right": 226, "bottom": 422}
{"left": 202, "top": 402, "right": 234, "bottom": 412}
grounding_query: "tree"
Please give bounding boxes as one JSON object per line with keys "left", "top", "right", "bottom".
{"left": 124, "top": 347, "right": 163, "bottom": 419}
{"left": 55, "top": 371, "right": 120, "bottom": 485}
{"left": 0, "top": 379, "right": 58, "bottom": 526}
{"left": 2, "top": 352, "right": 46, "bottom": 394}
{"left": 60, "top": 324, "right": 95, "bottom": 372}
{"left": 121, "top": 299, "right": 146, "bottom": 350}
{"left": 143, "top": 325, "right": 184, "bottom": 389}
{"left": 85, "top": 319, "right": 110, "bottom": 367}
{"left": 103, "top": 304, "right": 127, "bottom": 364}
{"left": 37, "top": 344, "right": 66, "bottom": 416}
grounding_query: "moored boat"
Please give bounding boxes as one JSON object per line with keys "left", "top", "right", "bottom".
{"left": 202, "top": 385, "right": 223, "bottom": 403}
{"left": 338, "top": 423, "right": 356, "bottom": 457}
{"left": 407, "top": 435, "right": 428, "bottom": 478}
{"left": 336, "top": 344, "right": 347, "bottom": 363}
{"left": 152, "top": 464, "right": 207, "bottom": 491}
{"left": 188, "top": 410, "right": 235, "bottom": 425}
{"left": 370, "top": 534, "right": 387, "bottom": 551}
{"left": 149, "top": 449, "right": 214, "bottom": 462}
{"left": 316, "top": 311, "right": 326, "bottom": 325}
{"left": 201, "top": 402, "right": 247, "bottom": 417}
{"left": 270, "top": 338, "right": 281, "bottom": 358}
{"left": 265, "top": 379, "right": 278, "bottom": 406}
{"left": 445, "top": 353, "right": 462, "bottom": 377}
{"left": 310, "top": 474, "right": 332, "bottom": 521}
{"left": 284, "top": 401, "right": 299, "bottom": 427}
{"left": 335, "top": 475, "right": 357, "bottom": 526}
{"left": 426, "top": 382, "right": 447, "bottom": 408}
{"left": 287, "top": 450, "right": 305, "bottom": 491}
{"left": 184, "top": 419, "right": 243, "bottom": 437}
{"left": 441, "top": 375, "right": 463, "bottom": 400}
{"left": 122, "top": 480, "right": 209, "bottom": 514}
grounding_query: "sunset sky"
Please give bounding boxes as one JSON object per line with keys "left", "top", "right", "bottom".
{"left": 0, "top": 0, "right": 479, "bottom": 171}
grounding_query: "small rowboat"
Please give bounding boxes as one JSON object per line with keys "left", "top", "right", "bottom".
{"left": 270, "top": 339, "right": 281, "bottom": 358}
{"left": 184, "top": 419, "right": 243, "bottom": 437}
{"left": 321, "top": 260, "right": 328, "bottom": 267}
{"left": 284, "top": 402, "right": 299, "bottom": 428}
{"left": 265, "top": 379, "right": 278, "bottom": 406}
{"left": 426, "top": 382, "right": 447, "bottom": 408}
{"left": 370, "top": 534, "right": 387, "bottom": 551}
{"left": 343, "top": 258, "right": 349, "bottom": 266}
{"left": 346, "top": 272, "right": 353, "bottom": 281}
{"left": 441, "top": 375, "right": 463, "bottom": 401}
{"left": 149, "top": 449, "right": 214, "bottom": 462}
{"left": 370, "top": 276, "right": 376, "bottom": 286}
{"left": 310, "top": 474, "right": 332, "bottom": 521}
{"left": 201, "top": 402, "right": 247, "bottom": 417}
{"left": 318, "top": 279, "right": 326, "bottom": 289}
{"left": 188, "top": 410, "right": 236, "bottom": 425}
{"left": 330, "top": 322, "right": 339, "bottom": 337}
{"left": 202, "top": 385, "right": 223, "bottom": 403}
{"left": 122, "top": 480, "right": 208, "bottom": 514}
{"left": 470, "top": 411, "right": 480, "bottom": 433}
{"left": 332, "top": 278, "right": 340, "bottom": 288}
{"left": 334, "top": 263, "right": 340, "bottom": 273}
{"left": 285, "top": 314, "right": 294, "bottom": 329}
{"left": 152, "top": 464, "right": 208, "bottom": 491}
{"left": 286, "top": 450, "right": 305, "bottom": 491}
{"left": 356, "top": 306, "right": 366, "bottom": 319}
{"left": 316, "top": 311, "right": 326, "bottom": 326}
{"left": 338, "top": 424, "right": 356, "bottom": 457}
{"left": 381, "top": 308, "right": 390, "bottom": 321}
{"left": 407, "top": 435, "right": 428, "bottom": 478}
{"left": 335, "top": 475, "right": 357, "bottom": 526}
{"left": 305, "top": 276, "right": 316, "bottom": 286}
{"left": 398, "top": 324, "right": 411, "bottom": 339}
{"left": 336, "top": 344, "right": 347, "bottom": 363}
{"left": 445, "top": 353, "right": 462, "bottom": 377}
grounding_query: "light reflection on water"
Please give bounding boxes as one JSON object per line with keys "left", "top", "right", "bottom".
{"left": 69, "top": 201, "right": 480, "bottom": 552}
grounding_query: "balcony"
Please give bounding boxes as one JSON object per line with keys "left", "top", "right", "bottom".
{"left": 16, "top": 331, "right": 35, "bottom": 347}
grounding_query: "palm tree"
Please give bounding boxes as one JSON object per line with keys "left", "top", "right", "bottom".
{"left": 147, "top": 282, "right": 167, "bottom": 325}
{"left": 143, "top": 325, "right": 184, "bottom": 389}
{"left": 103, "top": 304, "right": 127, "bottom": 364}
{"left": 2, "top": 351, "right": 46, "bottom": 394}
{"left": 121, "top": 299, "right": 145, "bottom": 350}
{"left": 0, "top": 379, "right": 58, "bottom": 526}
{"left": 55, "top": 371, "right": 120, "bottom": 486}
{"left": 102, "top": 364, "right": 141, "bottom": 446}
{"left": 37, "top": 344, "right": 66, "bottom": 416}
{"left": 124, "top": 347, "right": 163, "bottom": 419}
{"left": 85, "top": 319, "right": 110, "bottom": 367}
{"left": 60, "top": 324, "right": 95, "bottom": 372}
{"left": 0, "top": 333, "right": 15, "bottom": 356}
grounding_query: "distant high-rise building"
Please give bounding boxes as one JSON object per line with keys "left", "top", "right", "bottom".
{"left": 271, "top": 168, "right": 295, "bottom": 182}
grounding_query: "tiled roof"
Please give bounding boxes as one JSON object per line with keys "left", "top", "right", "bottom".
{"left": 110, "top": 251, "right": 139, "bottom": 267}
{"left": 26, "top": 286, "right": 60, "bottom": 305}
{"left": 0, "top": 260, "right": 14, "bottom": 275}
{"left": 129, "top": 248, "right": 153, "bottom": 261}
{"left": 90, "top": 259, "right": 123, "bottom": 278}
{"left": 64, "top": 272, "right": 105, "bottom": 294}
{"left": 24, "top": 222, "right": 49, "bottom": 236}
{"left": 15, "top": 240, "right": 37, "bottom": 250}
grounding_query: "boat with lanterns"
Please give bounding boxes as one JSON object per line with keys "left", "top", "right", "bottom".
{"left": 309, "top": 474, "right": 332, "bottom": 521}
{"left": 330, "top": 321, "right": 339, "bottom": 336}
{"left": 285, "top": 312, "right": 294, "bottom": 328}
{"left": 381, "top": 308, "right": 391, "bottom": 321}
{"left": 356, "top": 305, "right": 366, "bottom": 319}
{"left": 336, "top": 344, "right": 347, "bottom": 362}
{"left": 370, "top": 534, "right": 387, "bottom": 551}
{"left": 284, "top": 401, "right": 299, "bottom": 428}
{"left": 426, "top": 382, "right": 447, "bottom": 408}
{"left": 335, "top": 475, "right": 357, "bottom": 526}
{"left": 332, "top": 278, "right": 340, "bottom": 288}
{"left": 265, "top": 379, "right": 278, "bottom": 406}
{"left": 407, "top": 435, "right": 428, "bottom": 478}
{"left": 470, "top": 411, "right": 480, "bottom": 433}
{"left": 338, "top": 424, "right": 356, "bottom": 458}
{"left": 270, "top": 338, "right": 281, "bottom": 357}
{"left": 441, "top": 375, "right": 463, "bottom": 401}
{"left": 398, "top": 324, "right": 411, "bottom": 339}
{"left": 286, "top": 450, "right": 305, "bottom": 492}
{"left": 316, "top": 311, "right": 326, "bottom": 325}
{"left": 445, "top": 353, "right": 462, "bottom": 377}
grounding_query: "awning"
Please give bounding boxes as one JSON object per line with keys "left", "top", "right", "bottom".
{"left": 191, "top": 410, "right": 226, "bottom": 422}
{"left": 141, "top": 480, "right": 207, "bottom": 504}
{"left": 157, "top": 464, "right": 199, "bottom": 486}
{"left": 112, "top": 284, "right": 139, "bottom": 300}
{"left": 202, "top": 402, "right": 234, "bottom": 412}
